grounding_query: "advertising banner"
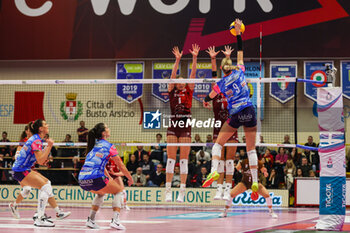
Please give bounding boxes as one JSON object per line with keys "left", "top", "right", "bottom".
{"left": 188, "top": 62, "right": 212, "bottom": 102}
{"left": 341, "top": 61, "right": 350, "bottom": 100}
{"left": 270, "top": 62, "right": 296, "bottom": 103}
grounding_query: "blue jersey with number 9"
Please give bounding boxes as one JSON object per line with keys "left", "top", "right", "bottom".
{"left": 213, "top": 65, "right": 252, "bottom": 115}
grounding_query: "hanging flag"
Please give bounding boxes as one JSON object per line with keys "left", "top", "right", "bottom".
{"left": 304, "top": 61, "right": 333, "bottom": 101}
{"left": 341, "top": 61, "right": 350, "bottom": 99}
{"left": 270, "top": 62, "right": 296, "bottom": 103}
{"left": 116, "top": 62, "right": 144, "bottom": 103}
{"left": 152, "top": 62, "right": 180, "bottom": 103}
{"left": 14, "top": 92, "right": 45, "bottom": 124}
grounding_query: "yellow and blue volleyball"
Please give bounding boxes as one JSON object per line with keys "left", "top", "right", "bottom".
{"left": 229, "top": 21, "right": 245, "bottom": 36}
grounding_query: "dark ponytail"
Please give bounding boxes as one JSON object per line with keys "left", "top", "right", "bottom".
{"left": 28, "top": 119, "right": 44, "bottom": 135}
{"left": 85, "top": 123, "right": 106, "bottom": 156}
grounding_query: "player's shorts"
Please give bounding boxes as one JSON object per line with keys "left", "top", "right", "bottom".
{"left": 213, "top": 121, "right": 238, "bottom": 141}
{"left": 227, "top": 105, "right": 257, "bottom": 129}
{"left": 167, "top": 118, "right": 191, "bottom": 138}
{"left": 13, "top": 170, "right": 31, "bottom": 182}
{"left": 79, "top": 176, "right": 109, "bottom": 191}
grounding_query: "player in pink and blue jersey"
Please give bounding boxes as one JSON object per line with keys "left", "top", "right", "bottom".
{"left": 202, "top": 19, "right": 259, "bottom": 198}
{"left": 12, "top": 119, "right": 70, "bottom": 227}
{"left": 78, "top": 123, "right": 133, "bottom": 230}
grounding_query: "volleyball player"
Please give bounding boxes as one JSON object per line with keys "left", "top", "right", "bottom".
{"left": 106, "top": 157, "right": 130, "bottom": 210}
{"left": 165, "top": 44, "right": 199, "bottom": 202}
{"left": 219, "top": 156, "right": 278, "bottom": 218}
{"left": 11, "top": 120, "right": 71, "bottom": 227}
{"left": 78, "top": 123, "right": 133, "bottom": 230}
{"left": 10, "top": 124, "right": 70, "bottom": 221}
{"left": 206, "top": 45, "right": 238, "bottom": 200}
{"left": 202, "top": 19, "right": 259, "bottom": 196}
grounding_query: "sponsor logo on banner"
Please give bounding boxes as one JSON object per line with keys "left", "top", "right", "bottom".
{"left": 188, "top": 62, "right": 212, "bottom": 102}
{"left": 341, "top": 61, "right": 350, "bottom": 99}
{"left": 152, "top": 62, "right": 179, "bottom": 103}
{"left": 269, "top": 63, "right": 296, "bottom": 103}
{"left": 143, "top": 110, "right": 161, "bottom": 129}
{"left": 327, "top": 157, "right": 333, "bottom": 168}
{"left": 60, "top": 93, "right": 83, "bottom": 121}
{"left": 116, "top": 62, "right": 144, "bottom": 103}
{"left": 320, "top": 177, "right": 346, "bottom": 215}
{"left": 0, "top": 104, "right": 14, "bottom": 117}
{"left": 304, "top": 61, "right": 333, "bottom": 102}
{"left": 143, "top": 109, "right": 221, "bottom": 130}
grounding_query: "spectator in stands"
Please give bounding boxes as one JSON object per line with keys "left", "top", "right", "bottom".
{"left": 148, "top": 164, "right": 165, "bottom": 187}
{"left": 290, "top": 148, "right": 302, "bottom": 167}
{"left": 303, "top": 149, "right": 319, "bottom": 171}
{"left": 299, "top": 157, "right": 312, "bottom": 177}
{"left": 0, "top": 131, "right": 12, "bottom": 168}
{"left": 305, "top": 136, "right": 317, "bottom": 148}
{"left": 233, "top": 153, "right": 242, "bottom": 184}
{"left": 256, "top": 135, "right": 266, "bottom": 157}
{"left": 191, "top": 134, "right": 203, "bottom": 154}
{"left": 132, "top": 167, "right": 146, "bottom": 187}
{"left": 196, "top": 150, "right": 211, "bottom": 167}
{"left": 275, "top": 147, "right": 288, "bottom": 166}
{"left": 261, "top": 148, "right": 274, "bottom": 172}
{"left": 62, "top": 134, "right": 73, "bottom": 143}
{"left": 236, "top": 136, "right": 246, "bottom": 154}
{"left": 309, "top": 170, "right": 316, "bottom": 178}
{"left": 172, "top": 165, "right": 181, "bottom": 187}
{"left": 150, "top": 133, "right": 166, "bottom": 164}
{"left": 133, "top": 145, "right": 148, "bottom": 162}
{"left": 77, "top": 121, "right": 88, "bottom": 142}
{"left": 238, "top": 148, "right": 246, "bottom": 159}
{"left": 284, "top": 159, "right": 296, "bottom": 191}
{"left": 259, "top": 168, "right": 267, "bottom": 187}
{"left": 266, "top": 168, "right": 280, "bottom": 189}
{"left": 196, "top": 166, "right": 208, "bottom": 187}
{"left": 296, "top": 168, "right": 303, "bottom": 177}
{"left": 139, "top": 154, "right": 155, "bottom": 181}
{"left": 283, "top": 134, "right": 292, "bottom": 153}
{"left": 126, "top": 154, "right": 138, "bottom": 175}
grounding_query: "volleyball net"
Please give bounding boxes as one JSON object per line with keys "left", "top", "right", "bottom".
{"left": 0, "top": 75, "right": 340, "bottom": 154}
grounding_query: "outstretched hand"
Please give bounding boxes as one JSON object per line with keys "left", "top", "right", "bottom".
{"left": 172, "top": 46, "right": 183, "bottom": 60}
{"left": 189, "top": 43, "right": 200, "bottom": 57}
{"left": 203, "top": 101, "right": 212, "bottom": 109}
{"left": 206, "top": 46, "right": 219, "bottom": 58}
{"left": 234, "top": 18, "right": 243, "bottom": 35}
{"left": 221, "top": 45, "right": 234, "bottom": 58}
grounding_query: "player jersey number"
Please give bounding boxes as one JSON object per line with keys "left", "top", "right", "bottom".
{"left": 233, "top": 83, "right": 240, "bottom": 93}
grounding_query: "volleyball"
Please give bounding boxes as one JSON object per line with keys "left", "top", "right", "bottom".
{"left": 229, "top": 21, "right": 245, "bottom": 36}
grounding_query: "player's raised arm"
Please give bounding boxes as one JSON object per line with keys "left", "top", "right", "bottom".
{"left": 189, "top": 43, "right": 200, "bottom": 90}
{"left": 234, "top": 19, "right": 244, "bottom": 66}
{"left": 206, "top": 46, "right": 219, "bottom": 79}
{"left": 168, "top": 46, "right": 182, "bottom": 92}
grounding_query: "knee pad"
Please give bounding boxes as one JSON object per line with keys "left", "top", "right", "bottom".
{"left": 21, "top": 186, "right": 32, "bottom": 198}
{"left": 225, "top": 160, "right": 234, "bottom": 175}
{"left": 247, "top": 150, "right": 258, "bottom": 166}
{"left": 112, "top": 192, "right": 122, "bottom": 208}
{"left": 217, "top": 160, "right": 225, "bottom": 173}
{"left": 40, "top": 182, "right": 52, "bottom": 199}
{"left": 92, "top": 194, "right": 104, "bottom": 207}
{"left": 212, "top": 143, "right": 223, "bottom": 157}
{"left": 166, "top": 158, "right": 176, "bottom": 173}
{"left": 180, "top": 159, "right": 188, "bottom": 174}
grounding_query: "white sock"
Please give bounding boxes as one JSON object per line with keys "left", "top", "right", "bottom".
{"left": 54, "top": 207, "right": 61, "bottom": 214}
{"left": 113, "top": 211, "right": 120, "bottom": 220}
{"left": 266, "top": 197, "right": 272, "bottom": 212}
{"left": 251, "top": 168, "right": 258, "bottom": 183}
{"left": 180, "top": 183, "right": 186, "bottom": 191}
{"left": 225, "top": 183, "right": 232, "bottom": 191}
{"left": 226, "top": 198, "right": 233, "bottom": 207}
{"left": 166, "top": 182, "right": 171, "bottom": 190}
{"left": 89, "top": 210, "right": 97, "bottom": 221}
{"left": 211, "top": 159, "right": 219, "bottom": 172}
{"left": 217, "top": 184, "right": 223, "bottom": 191}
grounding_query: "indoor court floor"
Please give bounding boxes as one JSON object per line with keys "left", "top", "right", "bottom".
{"left": 1, "top": 204, "right": 350, "bottom": 232}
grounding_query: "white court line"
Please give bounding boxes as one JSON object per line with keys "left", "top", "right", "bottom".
{"left": 0, "top": 223, "right": 112, "bottom": 231}
{"left": 237, "top": 216, "right": 318, "bottom": 233}
{"left": 0, "top": 217, "right": 166, "bottom": 224}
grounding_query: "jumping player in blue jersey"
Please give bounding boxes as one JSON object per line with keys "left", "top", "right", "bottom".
{"left": 12, "top": 120, "right": 70, "bottom": 227}
{"left": 78, "top": 123, "right": 133, "bottom": 230}
{"left": 202, "top": 19, "right": 259, "bottom": 197}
